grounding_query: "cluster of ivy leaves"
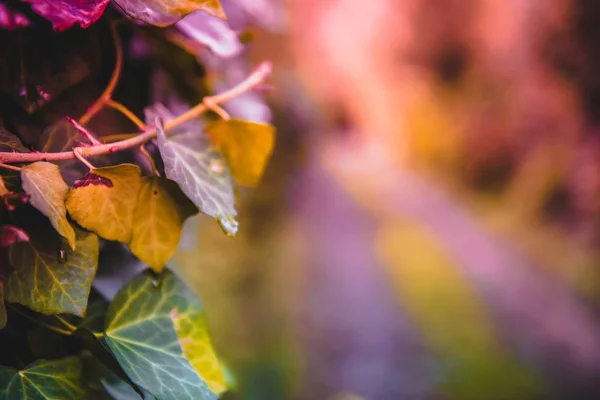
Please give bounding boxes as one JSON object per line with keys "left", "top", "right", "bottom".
{"left": 0, "top": 1, "right": 275, "bottom": 399}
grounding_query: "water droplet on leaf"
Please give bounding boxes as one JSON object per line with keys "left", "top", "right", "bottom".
{"left": 218, "top": 215, "right": 238, "bottom": 237}
{"left": 209, "top": 159, "right": 224, "bottom": 174}
{"left": 57, "top": 249, "right": 67, "bottom": 263}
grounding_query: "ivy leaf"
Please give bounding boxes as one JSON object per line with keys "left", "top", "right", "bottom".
{"left": 21, "top": 162, "right": 76, "bottom": 250}
{"left": 114, "top": 0, "right": 225, "bottom": 27}
{"left": 0, "top": 125, "right": 29, "bottom": 191}
{"left": 66, "top": 164, "right": 142, "bottom": 243}
{"left": 128, "top": 177, "right": 198, "bottom": 273}
{"left": 20, "top": 0, "right": 110, "bottom": 31}
{"left": 102, "top": 373, "right": 149, "bottom": 400}
{"left": 104, "top": 269, "right": 218, "bottom": 400}
{"left": 171, "top": 309, "right": 228, "bottom": 395}
{"left": 39, "top": 119, "right": 81, "bottom": 153}
{"left": 38, "top": 120, "right": 108, "bottom": 186}
{"left": 205, "top": 119, "right": 275, "bottom": 187}
{"left": 6, "top": 226, "right": 99, "bottom": 316}
{"left": 151, "top": 110, "right": 238, "bottom": 236}
{"left": 0, "top": 225, "right": 29, "bottom": 328}
{"left": 0, "top": 126, "right": 29, "bottom": 153}
{"left": 0, "top": 356, "right": 89, "bottom": 399}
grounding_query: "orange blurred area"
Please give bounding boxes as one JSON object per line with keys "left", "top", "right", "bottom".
{"left": 174, "top": 1, "right": 600, "bottom": 398}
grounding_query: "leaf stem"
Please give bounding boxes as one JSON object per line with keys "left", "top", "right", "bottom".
{"left": 139, "top": 143, "right": 160, "bottom": 176}
{"left": 100, "top": 133, "right": 138, "bottom": 143}
{"left": 204, "top": 97, "right": 231, "bottom": 121}
{"left": 0, "top": 61, "right": 272, "bottom": 165}
{"left": 66, "top": 117, "right": 101, "bottom": 146}
{"left": 74, "top": 148, "right": 96, "bottom": 170}
{"left": 0, "top": 163, "right": 21, "bottom": 171}
{"left": 55, "top": 315, "right": 77, "bottom": 332}
{"left": 79, "top": 20, "right": 123, "bottom": 126}
{"left": 106, "top": 99, "right": 147, "bottom": 130}
{"left": 8, "top": 305, "right": 73, "bottom": 336}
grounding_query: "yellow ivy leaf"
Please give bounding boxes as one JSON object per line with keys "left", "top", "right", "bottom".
{"left": 21, "top": 162, "right": 76, "bottom": 250}
{"left": 171, "top": 309, "right": 228, "bottom": 395}
{"left": 66, "top": 164, "right": 142, "bottom": 243}
{"left": 205, "top": 119, "right": 275, "bottom": 187}
{"left": 128, "top": 177, "right": 198, "bottom": 273}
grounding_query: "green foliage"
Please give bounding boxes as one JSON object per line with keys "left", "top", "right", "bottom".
{"left": 6, "top": 227, "right": 99, "bottom": 316}
{"left": 0, "top": 1, "right": 275, "bottom": 398}
{"left": 0, "top": 357, "right": 89, "bottom": 399}
{"left": 105, "top": 270, "right": 217, "bottom": 400}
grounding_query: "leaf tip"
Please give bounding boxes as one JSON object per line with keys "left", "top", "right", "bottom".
{"left": 217, "top": 215, "right": 238, "bottom": 237}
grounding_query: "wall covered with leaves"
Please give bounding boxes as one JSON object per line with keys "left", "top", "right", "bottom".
{"left": 0, "top": 1, "right": 276, "bottom": 399}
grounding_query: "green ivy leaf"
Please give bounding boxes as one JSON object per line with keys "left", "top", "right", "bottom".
{"left": 6, "top": 226, "right": 99, "bottom": 316}
{"left": 114, "top": 0, "right": 225, "bottom": 27}
{"left": 104, "top": 270, "right": 217, "bottom": 400}
{"left": 101, "top": 373, "right": 148, "bottom": 400}
{"left": 205, "top": 119, "right": 275, "bottom": 187}
{"left": 21, "top": 162, "right": 76, "bottom": 251}
{"left": 128, "top": 177, "right": 198, "bottom": 273}
{"left": 66, "top": 164, "right": 142, "bottom": 243}
{"left": 149, "top": 106, "right": 238, "bottom": 236}
{"left": 0, "top": 357, "right": 89, "bottom": 399}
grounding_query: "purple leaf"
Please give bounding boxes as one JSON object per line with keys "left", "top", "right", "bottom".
{"left": 176, "top": 10, "right": 243, "bottom": 58}
{"left": 20, "top": 0, "right": 110, "bottom": 31}
{"left": 0, "top": 3, "right": 30, "bottom": 30}
{"left": 0, "top": 224, "right": 29, "bottom": 248}
{"left": 219, "top": 0, "right": 285, "bottom": 32}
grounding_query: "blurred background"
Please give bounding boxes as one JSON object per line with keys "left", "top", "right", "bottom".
{"left": 166, "top": 0, "right": 600, "bottom": 399}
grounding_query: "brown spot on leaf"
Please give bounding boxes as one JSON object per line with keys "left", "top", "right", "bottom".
{"left": 73, "top": 173, "right": 113, "bottom": 189}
